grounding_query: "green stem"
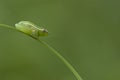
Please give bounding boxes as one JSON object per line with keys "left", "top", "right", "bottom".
{"left": 0, "top": 24, "right": 16, "bottom": 30}
{"left": 37, "top": 39, "right": 83, "bottom": 80}
{"left": 0, "top": 24, "right": 83, "bottom": 80}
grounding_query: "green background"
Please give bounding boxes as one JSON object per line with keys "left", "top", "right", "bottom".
{"left": 0, "top": 0, "right": 120, "bottom": 80}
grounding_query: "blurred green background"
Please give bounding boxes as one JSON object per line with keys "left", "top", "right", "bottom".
{"left": 0, "top": 0, "right": 120, "bottom": 80}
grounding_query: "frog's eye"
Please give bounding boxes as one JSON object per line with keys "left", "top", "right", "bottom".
{"left": 15, "top": 21, "right": 48, "bottom": 39}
